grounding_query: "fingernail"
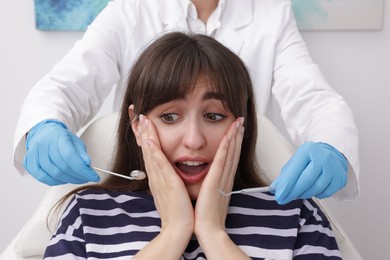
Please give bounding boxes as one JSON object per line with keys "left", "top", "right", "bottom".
{"left": 139, "top": 114, "right": 145, "bottom": 123}
{"left": 235, "top": 117, "right": 244, "bottom": 129}
{"left": 235, "top": 121, "right": 240, "bottom": 129}
{"left": 138, "top": 115, "right": 145, "bottom": 135}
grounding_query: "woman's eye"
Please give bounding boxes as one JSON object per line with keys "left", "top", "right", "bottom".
{"left": 204, "top": 113, "right": 225, "bottom": 121}
{"left": 160, "top": 113, "right": 179, "bottom": 123}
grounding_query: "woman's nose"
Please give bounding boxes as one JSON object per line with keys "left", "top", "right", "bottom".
{"left": 182, "top": 122, "right": 206, "bottom": 150}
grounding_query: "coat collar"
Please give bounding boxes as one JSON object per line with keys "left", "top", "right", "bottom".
{"left": 159, "top": 0, "right": 188, "bottom": 31}
{"left": 158, "top": 0, "right": 253, "bottom": 53}
{"left": 216, "top": 0, "right": 252, "bottom": 54}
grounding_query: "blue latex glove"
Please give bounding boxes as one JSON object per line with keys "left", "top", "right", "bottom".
{"left": 23, "top": 119, "right": 100, "bottom": 186}
{"left": 270, "top": 142, "right": 348, "bottom": 205}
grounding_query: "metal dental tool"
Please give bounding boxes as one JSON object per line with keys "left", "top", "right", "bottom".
{"left": 218, "top": 186, "right": 272, "bottom": 196}
{"left": 92, "top": 167, "right": 146, "bottom": 181}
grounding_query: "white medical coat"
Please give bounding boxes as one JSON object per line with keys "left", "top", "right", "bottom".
{"left": 14, "top": 0, "right": 359, "bottom": 200}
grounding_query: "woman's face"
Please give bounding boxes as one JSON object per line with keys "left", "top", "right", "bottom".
{"left": 136, "top": 78, "right": 235, "bottom": 199}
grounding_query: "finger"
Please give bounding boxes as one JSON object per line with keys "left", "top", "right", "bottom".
{"left": 207, "top": 133, "right": 230, "bottom": 186}
{"left": 138, "top": 115, "right": 161, "bottom": 176}
{"left": 143, "top": 115, "right": 162, "bottom": 150}
{"left": 316, "top": 182, "right": 339, "bottom": 199}
{"left": 23, "top": 152, "right": 65, "bottom": 186}
{"left": 300, "top": 177, "right": 330, "bottom": 199}
{"left": 220, "top": 118, "right": 244, "bottom": 190}
{"left": 42, "top": 137, "right": 89, "bottom": 183}
{"left": 139, "top": 116, "right": 176, "bottom": 185}
{"left": 138, "top": 115, "right": 151, "bottom": 159}
{"left": 231, "top": 118, "right": 245, "bottom": 180}
{"left": 42, "top": 153, "right": 87, "bottom": 184}
{"left": 298, "top": 163, "right": 332, "bottom": 199}
{"left": 55, "top": 134, "right": 99, "bottom": 182}
{"left": 219, "top": 121, "right": 238, "bottom": 188}
{"left": 281, "top": 159, "right": 323, "bottom": 202}
{"left": 273, "top": 146, "right": 311, "bottom": 203}
{"left": 72, "top": 135, "right": 101, "bottom": 182}
{"left": 138, "top": 115, "right": 157, "bottom": 179}
{"left": 35, "top": 168, "right": 67, "bottom": 186}
{"left": 71, "top": 135, "right": 91, "bottom": 165}
{"left": 317, "top": 165, "right": 348, "bottom": 199}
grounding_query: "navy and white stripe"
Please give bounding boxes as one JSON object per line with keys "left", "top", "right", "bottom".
{"left": 44, "top": 189, "right": 341, "bottom": 259}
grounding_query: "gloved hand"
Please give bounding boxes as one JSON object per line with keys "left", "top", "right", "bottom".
{"left": 270, "top": 142, "right": 348, "bottom": 205}
{"left": 23, "top": 119, "right": 100, "bottom": 186}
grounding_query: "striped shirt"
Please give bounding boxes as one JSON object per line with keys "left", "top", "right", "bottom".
{"left": 44, "top": 189, "right": 341, "bottom": 260}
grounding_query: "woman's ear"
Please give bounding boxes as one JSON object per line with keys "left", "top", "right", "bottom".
{"left": 128, "top": 104, "right": 142, "bottom": 146}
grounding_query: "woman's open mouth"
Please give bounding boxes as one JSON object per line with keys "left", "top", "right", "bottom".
{"left": 174, "top": 161, "right": 209, "bottom": 184}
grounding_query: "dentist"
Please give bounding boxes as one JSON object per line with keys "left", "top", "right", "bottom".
{"left": 14, "top": 0, "right": 359, "bottom": 204}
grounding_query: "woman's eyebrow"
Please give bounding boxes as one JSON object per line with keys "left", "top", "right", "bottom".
{"left": 202, "top": 91, "right": 226, "bottom": 101}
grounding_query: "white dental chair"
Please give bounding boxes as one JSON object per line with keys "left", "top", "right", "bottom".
{"left": 0, "top": 113, "right": 363, "bottom": 259}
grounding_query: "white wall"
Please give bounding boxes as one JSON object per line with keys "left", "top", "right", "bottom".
{"left": 300, "top": 7, "right": 390, "bottom": 258}
{"left": 0, "top": 0, "right": 389, "bottom": 259}
{"left": 0, "top": 0, "right": 79, "bottom": 248}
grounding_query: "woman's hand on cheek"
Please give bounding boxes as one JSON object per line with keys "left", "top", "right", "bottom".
{"left": 194, "top": 117, "right": 244, "bottom": 238}
{"left": 135, "top": 116, "right": 193, "bottom": 258}
{"left": 138, "top": 115, "right": 194, "bottom": 236}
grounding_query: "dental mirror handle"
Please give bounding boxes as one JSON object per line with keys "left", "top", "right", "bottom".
{"left": 92, "top": 166, "right": 145, "bottom": 181}
{"left": 236, "top": 186, "right": 272, "bottom": 194}
{"left": 218, "top": 186, "right": 273, "bottom": 196}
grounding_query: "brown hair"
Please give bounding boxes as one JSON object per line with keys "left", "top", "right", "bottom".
{"left": 51, "top": 33, "right": 266, "bottom": 220}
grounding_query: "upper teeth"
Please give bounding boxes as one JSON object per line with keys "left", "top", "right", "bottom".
{"left": 181, "top": 161, "right": 205, "bottom": 166}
